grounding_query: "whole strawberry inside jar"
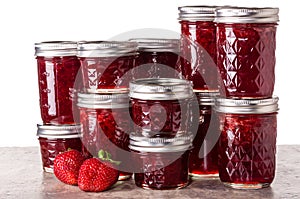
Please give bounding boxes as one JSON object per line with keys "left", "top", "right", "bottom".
{"left": 37, "top": 124, "right": 83, "bottom": 173}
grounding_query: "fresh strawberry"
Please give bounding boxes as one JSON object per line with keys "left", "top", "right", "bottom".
{"left": 53, "top": 149, "right": 85, "bottom": 185}
{"left": 78, "top": 150, "right": 120, "bottom": 192}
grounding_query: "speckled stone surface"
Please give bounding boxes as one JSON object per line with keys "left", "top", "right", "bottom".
{"left": 0, "top": 146, "right": 299, "bottom": 199}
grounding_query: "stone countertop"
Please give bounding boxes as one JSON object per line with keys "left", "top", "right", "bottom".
{"left": 0, "top": 146, "right": 299, "bottom": 199}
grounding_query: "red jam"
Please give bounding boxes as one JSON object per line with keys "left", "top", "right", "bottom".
{"left": 77, "top": 41, "right": 138, "bottom": 92}
{"left": 189, "top": 98, "right": 219, "bottom": 177}
{"left": 218, "top": 113, "right": 277, "bottom": 188}
{"left": 180, "top": 20, "right": 218, "bottom": 91}
{"left": 134, "top": 151, "right": 190, "bottom": 190}
{"left": 36, "top": 56, "right": 81, "bottom": 124}
{"left": 38, "top": 137, "right": 82, "bottom": 173}
{"left": 78, "top": 93, "right": 133, "bottom": 180}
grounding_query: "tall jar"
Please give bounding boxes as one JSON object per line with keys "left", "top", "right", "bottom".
{"left": 129, "top": 38, "right": 181, "bottom": 78}
{"left": 215, "top": 7, "right": 279, "bottom": 98}
{"left": 77, "top": 41, "right": 138, "bottom": 93}
{"left": 129, "top": 78, "right": 193, "bottom": 138}
{"left": 215, "top": 97, "right": 279, "bottom": 189}
{"left": 35, "top": 41, "right": 81, "bottom": 124}
{"left": 37, "top": 124, "right": 83, "bottom": 173}
{"left": 130, "top": 133, "right": 192, "bottom": 190}
{"left": 178, "top": 6, "right": 218, "bottom": 91}
{"left": 189, "top": 92, "right": 219, "bottom": 177}
{"left": 77, "top": 92, "right": 133, "bottom": 180}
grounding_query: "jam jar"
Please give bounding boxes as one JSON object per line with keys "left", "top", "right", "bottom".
{"left": 189, "top": 92, "right": 219, "bottom": 177}
{"left": 77, "top": 41, "right": 138, "bottom": 93}
{"left": 130, "top": 78, "right": 193, "bottom": 138}
{"left": 215, "top": 97, "right": 279, "bottom": 189}
{"left": 215, "top": 7, "right": 279, "bottom": 98}
{"left": 129, "top": 38, "right": 181, "bottom": 79}
{"left": 130, "top": 133, "right": 192, "bottom": 190}
{"left": 178, "top": 6, "right": 218, "bottom": 91}
{"left": 37, "top": 124, "right": 83, "bottom": 173}
{"left": 35, "top": 41, "right": 81, "bottom": 124}
{"left": 77, "top": 92, "right": 133, "bottom": 180}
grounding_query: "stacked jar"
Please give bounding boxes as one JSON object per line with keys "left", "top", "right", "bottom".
{"left": 215, "top": 6, "right": 279, "bottom": 189}
{"left": 35, "top": 41, "right": 83, "bottom": 173}
{"left": 76, "top": 41, "right": 138, "bottom": 180}
{"left": 178, "top": 6, "right": 220, "bottom": 179}
{"left": 129, "top": 38, "right": 181, "bottom": 79}
{"left": 129, "top": 78, "right": 194, "bottom": 189}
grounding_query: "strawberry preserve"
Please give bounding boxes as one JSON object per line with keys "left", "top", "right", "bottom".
{"left": 130, "top": 78, "right": 193, "bottom": 138}
{"left": 178, "top": 6, "right": 218, "bottom": 91}
{"left": 77, "top": 93, "right": 133, "bottom": 180}
{"left": 129, "top": 38, "right": 180, "bottom": 78}
{"left": 130, "top": 133, "right": 192, "bottom": 189}
{"left": 35, "top": 41, "right": 81, "bottom": 124}
{"left": 77, "top": 41, "right": 138, "bottom": 93}
{"left": 215, "top": 97, "right": 279, "bottom": 189}
{"left": 215, "top": 7, "right": 279, "bottom": 98}
{"left": 189, "top": 92, "right": 219, "bottom": 177}
{"left": 37, "top": 124, "right": 82, "bottom": 173}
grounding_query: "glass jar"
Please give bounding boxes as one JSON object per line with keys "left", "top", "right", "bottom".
{"left": 178, "top": 6, "right": 218, "bottom": 91}
{"left": 129, "top": 38, "right": 181, "bottom": 78}
{"left": 77, "top": 92, "right": 133, "bottom": 180}
{"left": 215, "top": 97, "right": 279, "bottom": 189}
{"left": 35, "top": 41, "right": 81, "bottom": 124}
{"left": 215, "top": 7, "right": 279, "bottom": 98}
{"left": 37, "top": 124, "right": 82, "bottom": 173}
{"left": 130, "top": 78, "right": 193, "bottom": 138}
{"left": 130, "top": 133, "right": 192, "bottom": 190}
{"left": 77, "top": 41, "right": 138, "bottom": 93}
{"left": 189, "top": 92, "right": 219, "bottom": 177}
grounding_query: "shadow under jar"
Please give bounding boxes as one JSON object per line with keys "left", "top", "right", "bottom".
{"left": 215, "top": 7, "right": 279, "bottom": 98}
{"left": 77, "top": 92, "right": 133, "bottom": 181}
{"left": 77, "top": 41, "right": 138, "bottom": 93}
{"left": 130, "top": 133, "right": 192, "bottom": 190}
{"left": 129, "top": 78, "right": 193, "bottom": 138}
{"left": 189, "top": 92, "right": 219, "bottom": 178}
{"left": 129, "top": 38, "right": 181, "bottom": 79}
{"left": 35, "top": 41, "right": 81, "bottom": 124}
{"left": 178, "top": 6, "right": 218, "bottom": 92}
{"left": 215, "top": 97, "right": 279, "bottom": 189}
{"left": 37, "top": 124, "right": 83, "bottom": 173}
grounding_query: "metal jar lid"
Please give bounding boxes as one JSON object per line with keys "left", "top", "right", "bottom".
{"left": 129, "top": 133, "right": 193, "bottom": 153}
{"left": 37, "top": 124, "right": 82, "bottom": 139}
{"left": 35, "top": 41, "right": 78, "bottom": 57}
{"left": 77, "top": 93, "right": 130, "bottom": 109}
{"left": 215, "top": 97, "right": 279, "bottom": 114}
{"left": 178, "top": 6, "right": 216, "bottom": 21}
{"left": 129, "top": 38, "right": 179, "bottom": 52}
{"left": 215, "top": 6, "right": 279, "bottom": 23}
{"left": 129, "top": 78, "right": 193, "bottom": 100}
{"left": 77, "top": 41, "right": 138, "bottom": 57}
{"left": 195, "top": 91, "right": 219, "bottom": 106}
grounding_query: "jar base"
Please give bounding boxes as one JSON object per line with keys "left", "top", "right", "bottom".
{"left": 189, "top": 172, "right": 219, "bottom": 179}
{"left": 43, "top": 167, "right": 53, "bottom": 173}
{"left": 223, "top": 182, "right": 270, "bottom": 190}
{"left": 135, "top": 181, "right": 189, "bottom": 190}
{"left": 118, "top": 174, "right": 132, "bottom": 181}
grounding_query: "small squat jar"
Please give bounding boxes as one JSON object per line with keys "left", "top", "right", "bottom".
{"left": 189, "top": 92, "right": 219, "bottom": 177}
{"left": 77, "top": 92, "right": 133, "bottom": 180}
{"left": 215, "top": 97, "right": 279, "bottom": 189}
{"left": 178, "top": 6, "right": 218, "bottom": 91}
{"left": 35, "top": 41, "right": 81, "bottom": 124}
{"left": 215, "top": 7, "right": 279, "bottom": 98}
{"left": 77, "top": 41, "right": 138, "bottom": 93}
{"left": 129, "top": 38, "right": 181, "bottom": 78}
{"left": 37, "top": 124, "right": 83, "bottom": 173}
{"left": 130, "top": 78, "right": 193, "bottom": 138}
{"left": 130, "top": 133, "right": 192, "bottom": 190}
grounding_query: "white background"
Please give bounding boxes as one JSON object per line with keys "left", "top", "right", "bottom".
{"left": 0, "top": 0, "right": 296, "bottom": 146}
